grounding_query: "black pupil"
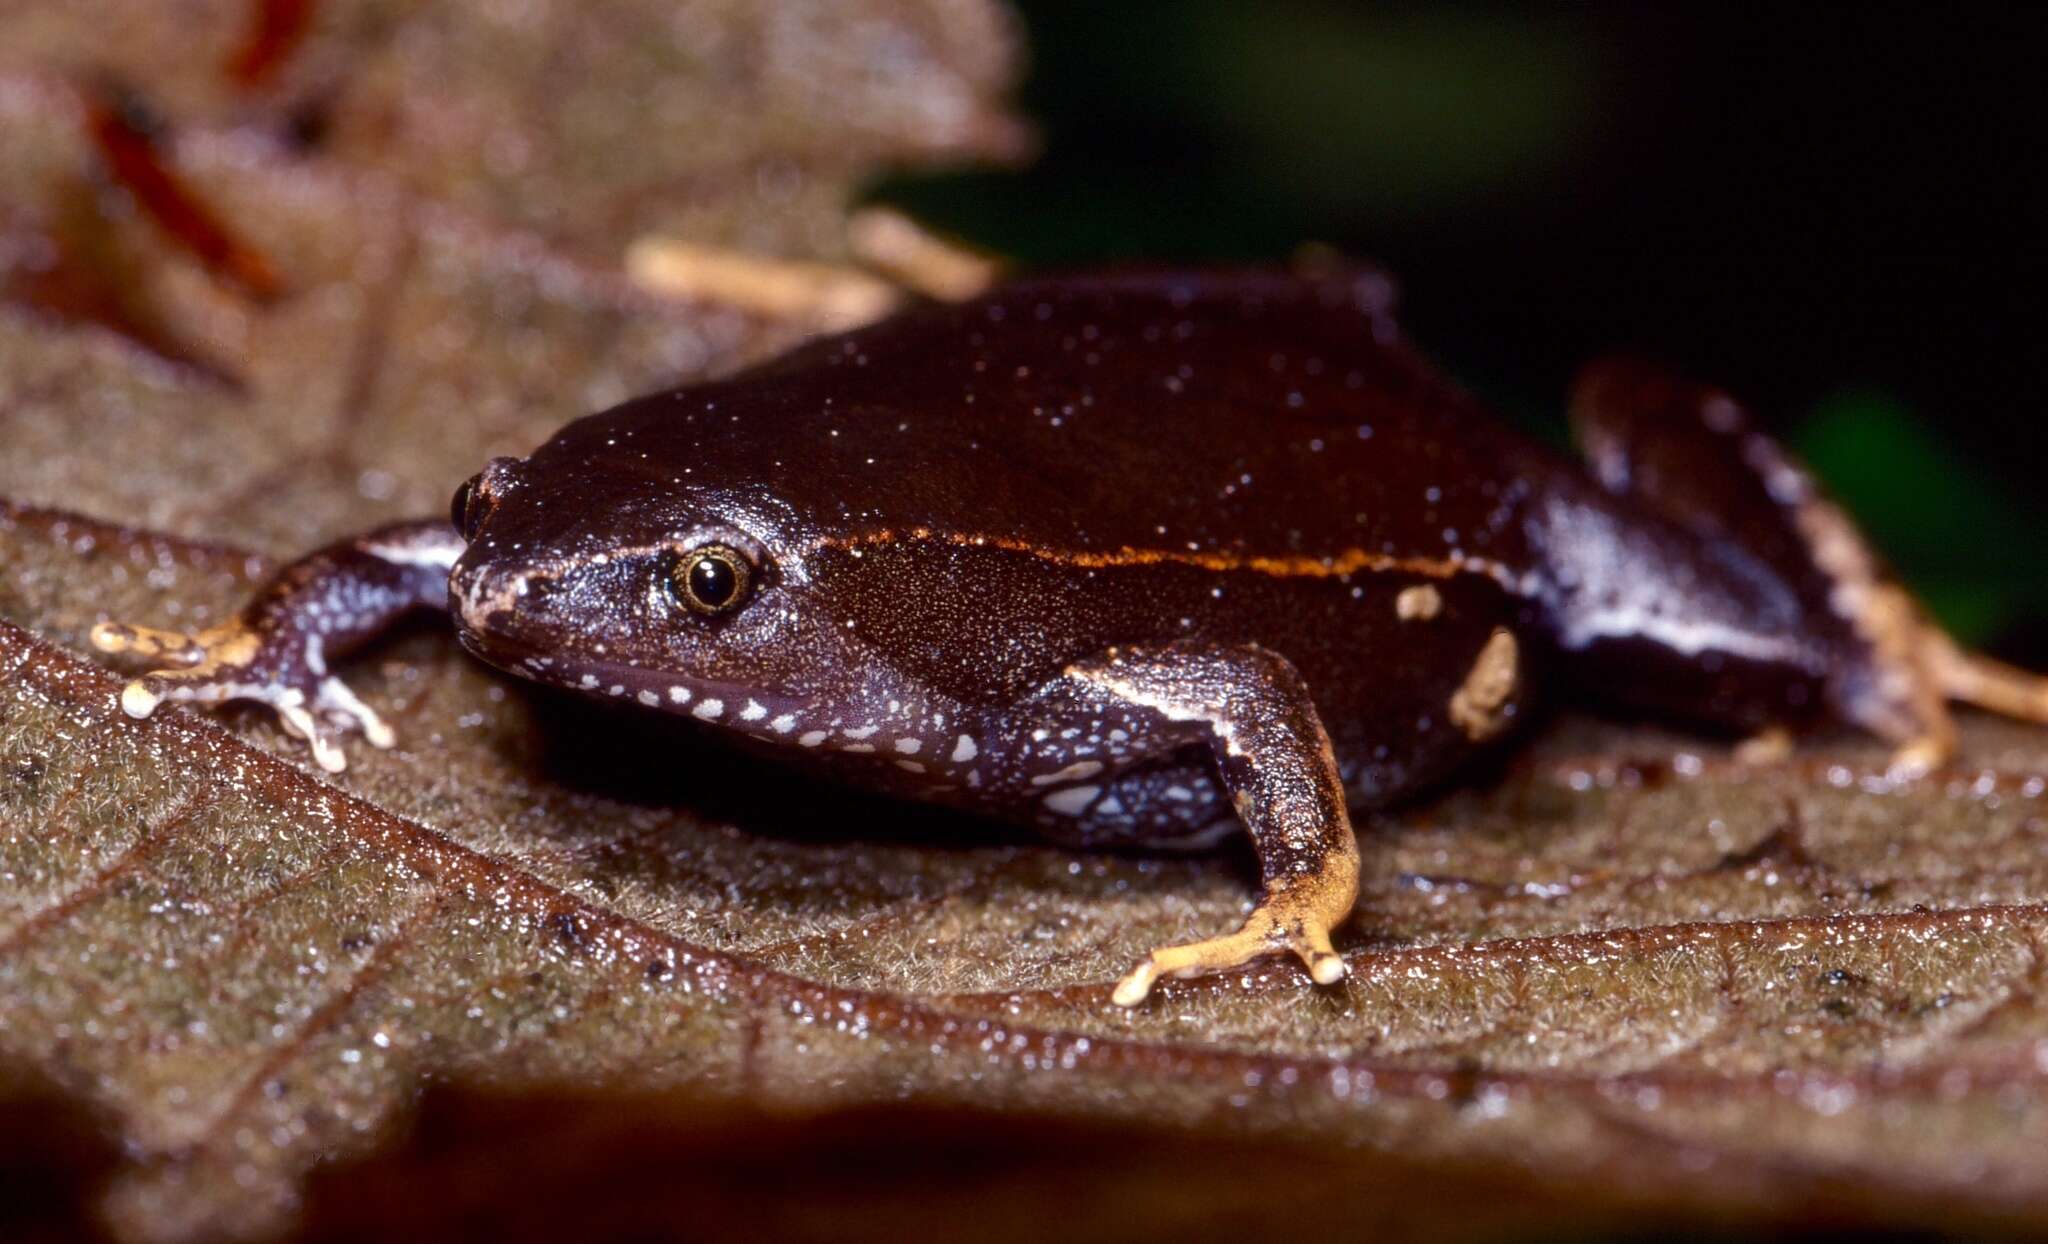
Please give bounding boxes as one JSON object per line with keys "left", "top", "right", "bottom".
{"left": 689, "top": 555, "right": 737, "bottom": 607}
{"left": 449, "top": 479, "right": 475, "bottom": 536}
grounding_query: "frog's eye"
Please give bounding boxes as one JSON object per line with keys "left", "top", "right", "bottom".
{"left": 671, "top": 545, "right": 754, "bottom": 616}
{"left": 450, "top": 476, "right": 481, "bottom": 539}
{"left": 451, "top": 458, "right": 519, "bottom": 541}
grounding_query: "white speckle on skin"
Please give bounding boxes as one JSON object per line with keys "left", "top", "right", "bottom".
{"left": 895, "top": 759, "right": 926, "bottom": 773}
{"left": 607, "top": 685, "right": 625, "bottom": 697}
{"left": 1042, "top": 785, "right": 1100, "bottom": 816}
{"left": 579, "top": 674, "right": 599, "bottom": 689}
{"left": 1031, "top": 760, "right": 1105, "bottom": 787}
{"left": 637, "top": 690, "right": 659, "bottom": 707}
{"left": 842, "top": 742, "right": 876, "bottom": 753}
{"left": 740, "top": 700, "right": 767, "bottom": 722}
{"left": 668, "top": 686, "right": 691, "bottom": 704}
{"left": 770, "top": 714, "right": 797, "bottom": 734}
{"left": 693, "top": 698, "right": 724, "bottom": 720}
{"left": 799, "top": 730, "right": 828, "bottom": 747}
{"left": 894, "top": 738, "right": 922, "bottom": 755}
{"left": 951, "top": 734, "right": 978, "bottom": 763}
{"left": 1396, "top": 584, "right": 1443, "bottom": 621}
{"left": 1165, "top": 784, "right": 1193, "bottom": 801}
{"left": 843, "top": 724, "right": 879, "bottom": 740}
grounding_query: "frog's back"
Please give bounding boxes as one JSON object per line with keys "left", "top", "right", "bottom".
{"left": 683, "top": 268, "right": 1542, "bottom": 571}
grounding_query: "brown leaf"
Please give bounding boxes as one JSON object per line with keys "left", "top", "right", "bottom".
{"left": 6, "top": 5, "right": 2048, "bottom": 1243}
{"left": 1, "top": 0, "right": 1030, "bottom": 260}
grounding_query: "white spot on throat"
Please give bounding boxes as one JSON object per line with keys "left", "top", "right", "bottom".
{"left": 798, "top": 730, "right": 828, "bottom": 747}
{"left": 894, "top": 737, "right": 922, "bottom": 755}
{"left": 1032, "top": 760, "right": 1104, "bottom": 786}
{"left": 740, "top": 700, "right": 768, "bottom": 722}
{"left": 951, "top": 734, "right": 978, "bottom": 763}
{"left": 770, "top": 714, "right": 797, "bottom": 733}
{"left": 668, "top": 686, "right": 691, "bottom": 704}
{"left": 693, "top": 698, "right": 724, "bottom": 720}
{"left": 637, "top": 689, "right": 659, "bottom": 707}
{"left": 1042, "top": 785, "right": 1100, "bottom": 816}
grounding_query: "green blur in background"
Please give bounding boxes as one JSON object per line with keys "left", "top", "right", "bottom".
{"left": 876, "top": 2, "right": 2048, "bottom": 651}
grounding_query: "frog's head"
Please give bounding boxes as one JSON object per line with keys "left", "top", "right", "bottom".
{"left": 442, "top": 415, "right": 870, "bottom": 737}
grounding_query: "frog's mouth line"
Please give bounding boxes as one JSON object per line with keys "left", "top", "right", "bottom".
{"left": 450, "top": 625, "right": 977, "bottom": 785}
{"left": 453, "top": 625, "right": 823, "bottom": 740}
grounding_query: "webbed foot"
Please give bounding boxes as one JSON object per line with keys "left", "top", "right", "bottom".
{"left": 1729, "top": 614, "right": 2048, "bottom": 781}
{"left": 90, "top": 618, "right": 392, "bottom": 773}
{"left": 1112, "top": 867, "right": 1353, "bottom": 1007}
{"left": 1878, "top": 623, "right": 2048, "bottom": 779}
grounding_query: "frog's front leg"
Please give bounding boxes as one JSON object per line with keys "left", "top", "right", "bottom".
{"left": 91, "top": 519, "right": 462, "bottom": 772}
{"left": 1042, "top": 642, "right": 1360, "bottom": 1007}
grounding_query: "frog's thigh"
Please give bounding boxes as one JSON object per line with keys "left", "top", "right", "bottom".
{"left": 1571, "top": 357, "right": 2048, "bottom": 772}
{"left": 1051, "top": 642, "right": 1361, "bottom": 1005}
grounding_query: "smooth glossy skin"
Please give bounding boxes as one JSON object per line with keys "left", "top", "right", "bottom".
{"left": 92, "top": 268, "right": 2048, "bottom": 1004}
{"left": 450, "top": 271, "right": 1811, "bottom": 818}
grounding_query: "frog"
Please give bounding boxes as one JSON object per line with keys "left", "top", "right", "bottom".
{"left": 89, "top": 267, "right": 2048, "bottom": 1006}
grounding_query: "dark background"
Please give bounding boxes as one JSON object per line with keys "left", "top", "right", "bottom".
{"left": 880, "top": 2, "right": 2047, "bottom": 657}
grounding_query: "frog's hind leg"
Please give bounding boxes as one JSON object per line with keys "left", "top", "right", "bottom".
{"left": 1926, "top": 633, "right": 2048, "bottom": 725}
{"left": 1046, "top": 642, "right": 1360, "bottom": 1006}
{"left": 1569, "top": 357, "right": 2046, "bottom": 775}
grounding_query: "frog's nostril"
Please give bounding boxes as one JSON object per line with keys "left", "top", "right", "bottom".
{"left": 523, "top": 573, "right": 562, "bottom": 606}
{"left": 452, "top": 564, "right": 519, "bottom": 629}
